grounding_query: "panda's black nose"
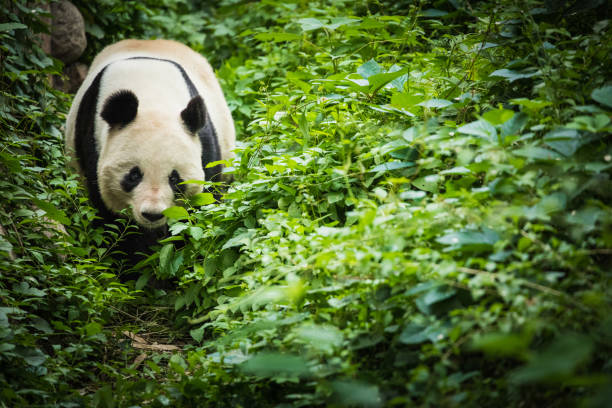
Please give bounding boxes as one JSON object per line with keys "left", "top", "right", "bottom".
{"left": 142, "top": 212, "right": 164, "bottom": 222}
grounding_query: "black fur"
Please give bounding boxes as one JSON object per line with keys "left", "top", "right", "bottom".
{"left": 74, "top": 66, "right": 113, "bottom": 222}
{"left": 101, "top": 90, "right": 139, "bottom": 129}
{"left": 169, "top": 169, "right": 186, "bottom": 194}
{"left": 120, "top": 166, "right": 143, "bottom": 193}
{"left": 181, "top": 96, "right": 206, "bottom": 134}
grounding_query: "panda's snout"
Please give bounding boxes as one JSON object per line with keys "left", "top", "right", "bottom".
{"left": 142, "top": 212, "right": 164, "bottom": 222}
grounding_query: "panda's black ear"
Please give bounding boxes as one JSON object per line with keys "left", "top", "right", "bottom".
{"left": 101, "top": 90, "right": 138, "bottom": 129}
{"left": 181, "top": 95, "right": 206, "bottom": 134}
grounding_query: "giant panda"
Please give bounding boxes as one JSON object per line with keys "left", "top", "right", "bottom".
{"left": 65, "top": 39, "right": 235, "bottom": 258}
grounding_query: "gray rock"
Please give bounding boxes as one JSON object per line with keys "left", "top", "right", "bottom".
{"left": 50, "top": 1, "right": 87, "bottom": 64}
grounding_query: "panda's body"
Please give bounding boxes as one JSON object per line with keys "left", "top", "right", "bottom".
{"left": 65, "top": 39, "right": 234, "bottom": 255}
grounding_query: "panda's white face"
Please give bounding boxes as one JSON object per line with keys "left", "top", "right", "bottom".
{"left": 97, "top": 92, "right": 205, "bottom": 229}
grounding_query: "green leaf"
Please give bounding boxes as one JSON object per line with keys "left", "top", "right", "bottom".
{"left": 412, "top": 174, "right": 440, "bottom": 192}
{"left": 294, "top": 324, "right": 343, "bottom": 352}
{"left": 471, "top": 332, "right": 530, "bottom": 357}
{"left": 31, "top": 198, "right": 71, "bottom": 226}
{"left": 241, "top": 353, "right": 310, "bottom": 378}
{"left": 0, "top": 23, "right": 27, "bottom": 32}
{"left": 331, "top": 380, "right": 382, "bottom": 408}
{"left": 191, "top": 192, "right": 215, "bottom": 206}
{"left": 437, "top": 228, "right": 500, "bottom": 252}
{"left": 254, "top": 32, "right": 301, "bottom": 42}
{"left": 19, "top": 348, "right": 47, "bottom": 366}
{"left": 482, "top": 108, "right": 514, "bottom": 125}
{"left": 163, "top": 206, "right": 190, "bottom": 220}
{"left": 84, "top": 322, "right": 103, "bottom": 337}
{"left": 440, "top": 166, "right": 471, "bottom": 175}
{"left": 399, "top": 324, "right": 429, "bottom": 344}
{"left": 190, "top": 326, "right": 205, "bottom": 343}
{"left": 510, "top": 334, "right": 593, "bottom": 384}
{"left": 489, "top": 68, "right": 539, "bottom": 82}
{"left": 457, "top": 119, "right": 497, "bottom": 142}
{"left": 543, "top": 128, "right": 581, "bottom": 156}
{"left": 501, "top": 112, "right": 528, "bottom": 136}
{"left": 391, "top": 93, "right": 423, "bottom": 108}
{"left": 169, "top": 354, "right": 188, "bottom": 375}
{"left": 367, "top": 68, "right": 409, "bottom": 94}
{"left": 416, "top": 285, "right": 456, "bottom": 310}
{"left": 370, "top": 161, "right": 415, "bottom": 173}
{"left": 510, "top": 98, "right": 552, "bottom": 112}
{"left": 357, "top": 59, "right": 383, "bottom": 79}
{"left": 418, "top": 98, "right": 453, "bottom": 109}
{"left": 514, "top": 145, "right": 562, "bottom": 161}
{"left": 591, "top": 85, "right": 612, "bottom": 108}
{"left": 297, "top": 17, "right": 325, "bottom": 31}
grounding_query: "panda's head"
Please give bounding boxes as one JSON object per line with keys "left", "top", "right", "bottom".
{"left": 97, "top": 90, "right": 206, "bottom": 229}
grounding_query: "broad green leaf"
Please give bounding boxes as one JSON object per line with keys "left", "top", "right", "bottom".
{"left": 543, "top": 128, "right": 581, "bottom": 156}
{"left": 32, "top": 198, "right": 71, "bottom": 226}
{"left": 84, "top": 322, "right": 103, "bottom": 336}
{"left": 440, "top": 166, "right": 471, "bottom": 175}
{"left": 190, "top": 326, "right": 205, "bottom": 343}
{"left": 367, "top": 68, "right": 409, "bottom": 93}
{"left": 490, "top": 68, "right": 539, "bottom": 82}
{"left": 297, "top": 17, "right": 325, "bottom": 31}
{"left": 482, "top": 108, "right": 514, "bottom": 125}
{"left": 419, "top": 9, "right": 448, "bottom": 17}
{"left": 471, "top": 332, "right": 530, "bottom": 357}
{"left": 325, "top": 17, "right": 358, "bottom": 30}
{"left": 294, "top": 324, "right": 343, "bottom": 352}
{"left": 437, "top": 228, "right": 500, "bottom": 252}
{"left": 191, "top": 192, "right": 215, "bottom": 206}
{"left": 357, "top": 59, "right": 383, "bottom": 79}
{"left": 510, "top": 334, "right": 593, "bottom": 384}
{"left": 169, "top": 354, "right": 188, "bottom": 375}
{"left": 254, "top": 32, "right": 301, "bottom": 42}
{"left": 416, "top": 286, "right": 456, "bottom": 311}
{"left": 412, "top": 174, "right": 440, "bottom": 192}
{"left": 391, "top": 92, "right": 423, "bottom": 108}
{"left": 418, "top": 98, "right": 453, "bottom": 109}
{"left": 388, "top": 64, "right": 409, "bottom": 91}
{"left": 0, "top": 23, "right": 27, "bottom": 32}
{"left": 189, "top": 226, "right": 204, "bottom": 241}
{"left": 399, "top": 324, "right": 428, "bottom": 344}
{"left": 331, "top": 380, "right": 382, "bottom": 408}
{"left": 399, "top": 190, "right": 426, "bottom": 200}
{"left": 241, "top": 353, "right": 310, "bottom": 378}
{"left": 591, "top": 85, "right": 612, "bottom": 108}
{"left": 510, "top": 98, "right": 552, "bottom": 112}
{"left": 222, "top": 228, "right": 256, "bottom": 250}
{"left": 501, "top": 111, "right": 528, "bottom": 136}
{"left": 327, "top": 191, "right": 344, "bottom": 204}
{"left": 19, "top": 348, "right": 47, "bottom": 366}
{"left": 457, "top": 119, "right": 497, "bottom": 142}
{"left": 163, "top": 206, "right": 189, "bottom": 220}
{"left": 514, "top": 145, "right": 562, "bottom": 160}
{"left": 370, "top": 161, "right": 415, "bottom": 173}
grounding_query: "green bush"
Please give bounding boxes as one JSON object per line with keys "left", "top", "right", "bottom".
{"left": 1, "top": 0, "right": 611, "bottom": 406}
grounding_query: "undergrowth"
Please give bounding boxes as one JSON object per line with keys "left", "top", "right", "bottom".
{"left": 1, "top": 0, "right": 611, "bottom": 406}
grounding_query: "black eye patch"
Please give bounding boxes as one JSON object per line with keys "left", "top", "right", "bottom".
{"left": 121, "top": 166, "right": 143, "bottom": 192}
{"left": 169, "top": 169, "right": 185, "bottom": 194}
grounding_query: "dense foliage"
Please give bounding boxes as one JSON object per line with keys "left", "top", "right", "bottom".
{"left": 1, "top": 0, "right": 611, "bottom": 406}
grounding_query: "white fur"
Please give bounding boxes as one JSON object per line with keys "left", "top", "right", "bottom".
{"left": 65, "top": 39, "right": 235, "bottom": 228}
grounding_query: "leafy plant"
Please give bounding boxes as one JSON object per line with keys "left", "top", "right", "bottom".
{"left": 1, "top": 0, "right": 611, "bottom": 406}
